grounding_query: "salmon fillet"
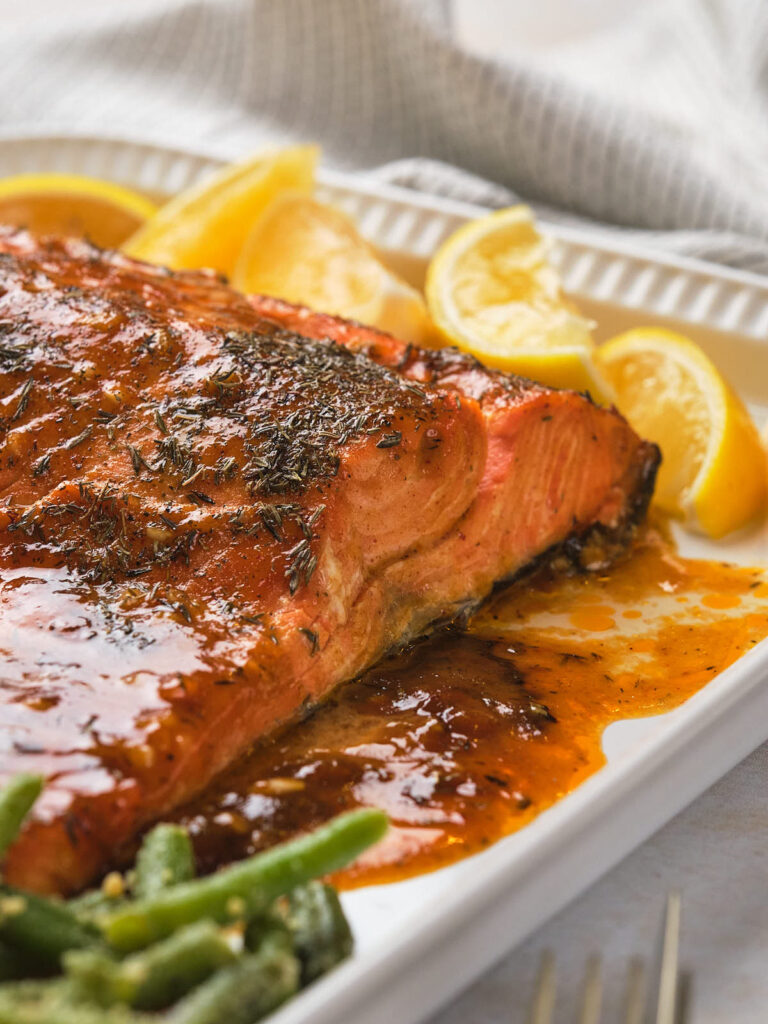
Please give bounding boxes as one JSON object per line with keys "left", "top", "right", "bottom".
{"left": 0, "top": 230, "right": 659, "bottom": 893}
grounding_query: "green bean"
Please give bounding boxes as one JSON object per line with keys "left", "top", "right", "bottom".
{"left": 64, "top": 920, "right": 237, "bottom": 1010}
{"left": 105, "top": 809, "right": 387, "bottom": 952}
{"left": 0, "top": 979, "right": 144, "bottom": 1023}
{"left": 167, "top": 935, "right": 299, "bottom": 1024}
{"left": 0, "top": 980, "right": 74, "bottom": 1021}
{"left": 271, "top": 882, "right": 352, "bottom": 983}
{"left": 0, "top": 777, "right": 43, "bottom": 862}
{"left": 0, "top": 992, "right": 144, "bottom": 1024}
{"left": 0, "top": 941, "right": 41, "bottom": 983}
{"left": 133, "top": 824, "right": 195, "bottom": 901}
{"left": 67, "top": 890, "right": 112, "bottom": 917}
{"left": 0, "top": 889, "right": 99, "bottom": 969}
{"left": 0, "top": 982, "right": 65, "bottom": 1002}
{"left": 243, "top": 913, "right": 292, "bottom": 960}
{"left": 67, "top": 889, "right": 125, "bottom": 926}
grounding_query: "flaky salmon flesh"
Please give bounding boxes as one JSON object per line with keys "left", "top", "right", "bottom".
{"left": 0, "top": 230, "right": 659, "bottom": 893}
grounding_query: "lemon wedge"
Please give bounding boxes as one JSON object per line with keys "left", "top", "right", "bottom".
{"left": 232, "top": 193, "right": 433, "bottom": 344}
{"left": 598, "top": 327, "right": 768, "bottom": 537}
{"left": 123, "top": 146, "right": 318, "bottom": 276}
{"left": 0, "top": 172, "right": 157, "bottom": 248}
{"left": 425, "top": 205, "right": 613, "bottom": 402}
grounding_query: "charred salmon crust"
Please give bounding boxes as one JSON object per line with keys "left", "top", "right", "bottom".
{"left": 0, "top": 232, "right": 658, "bottom": 893}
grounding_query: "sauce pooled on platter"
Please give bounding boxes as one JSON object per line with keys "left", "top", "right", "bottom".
{"left": 172, "top": 525, "right": 768, "bottom": 886}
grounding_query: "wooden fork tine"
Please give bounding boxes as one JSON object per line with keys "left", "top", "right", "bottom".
{"left": 526, "top": 893, "right": 682, "bottom": 1024}
{"left": 578, "top": 955, "right": 603, "bottom": 1024}
{"left": 623, "top": 957, "right": 647, "bottom": 1024}
{"left": 655, "top": 892, "right": 682, "bottom": 1024}
{"left": 527, "top": 950, "right": 556, "bottom": 1024}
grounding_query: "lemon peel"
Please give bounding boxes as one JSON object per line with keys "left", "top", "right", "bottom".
{"left": 598, "top": 327, "right": 767, "bottom": 537}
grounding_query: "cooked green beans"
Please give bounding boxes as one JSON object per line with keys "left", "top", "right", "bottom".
{"left": 0, "top": 776, "right": 43, "bottom": 862}
{"left": 65, "top": 920, "right": 236, "bottom": 1010}
{"left": 133, "top": 824, "right": 196, "bottom": 901}
{"left": 167, "top": 935, "right": 299, "bottom": 1024}
{"left": 0, "top": 890, "right": 99, "bottom": 969}
{"left": 0, "top": 985, "right": 143, "bottom": 1023}
{"left": 67, "top": 889, "right": 124, "bottom": 926}
{"left": 105, "top": 809, "right": 387, "bottom": 952}
{"left": 0, "top": 775, "right": 386, "bottom": 1024}
{"left": 273, "top": 882, "right": 353, "bottom": 983}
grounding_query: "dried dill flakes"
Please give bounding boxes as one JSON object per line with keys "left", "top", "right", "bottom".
{"left": 227, "top": 502, "right": 324, "bottom": 596}
{"left": 259, "top": 504, "right": 284, "bottom": 541}
{"left": 156, "top": 433, "right": 184, "bottom": 467}
{"left": 208, "top": 364, "right": 242, "bottom": 394}
{"left": 186, "top": 490, "right": 215, "bottom": 506}
{"left": 154, "top": 432, "right": 198, "bottom": 482}
{"left": 180, "top": 466, "right": 206, "bottom": 488}
{"left": 395, "top": 343, "right": 414, "bottom": 370}
{"left": 174, "top": 602, "right": 193, "bottom": 623}
{"left": 298, "top": 626, "right": 319, "bottom": 655}
{"left": 0, "top": 321, "right": 32, "bottom": 373}
{"left": 126, "top": 442, "right": 154, "bottom": 475}
{"left": 221, "top": 329, "right": 435, "bottom": 496}
{"left": 484, "top": 774, "right": 508, "bottom": 788}
{"left": 308, "top": 504, "right": 325, "bottom": 527}
{"left": 10, "top": 377, "right": 33, "bottom": 422}
{"left": 284, "top": 528, "right": 321, "bottom": 594}
{"left": 63, "top": 425, "right": 94, "bottom": 451}
{"left": 214, "top": 455, "right": 238, "bottom": 483}
{"left": 154, "top": 408, "right": 169, "bottom": 435}
{"left": 0, "top": 283, "right": 450, "bottom": 610}
{"left": 9, "top": 479, "right": 202, "bottom": 582}
{"left": 32, "top": 453, "right": 51, "bottom": 477}
{"left": 528, "top": 701, "right": 556, "bottom": 722}
{"left": 137, "top": 328, "right": 173, "bottom": 356}
{"left": 376, "top": 431, "right": 402, "bottom": 449}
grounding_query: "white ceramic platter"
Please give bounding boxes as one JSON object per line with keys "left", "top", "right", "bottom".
{"left": 1, "top": 133, "right": 766, "bottom": 1024}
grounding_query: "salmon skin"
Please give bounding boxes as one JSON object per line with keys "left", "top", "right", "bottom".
{"left": 0, "top": 230, "right": 659, "bottom": 893}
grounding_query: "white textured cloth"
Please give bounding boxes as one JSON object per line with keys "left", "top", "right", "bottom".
{"left": 2, "top": 0, "right": 768, "bottom": 271}
{"left": 0, "top": 1, "right": 767, "bottom": 1021}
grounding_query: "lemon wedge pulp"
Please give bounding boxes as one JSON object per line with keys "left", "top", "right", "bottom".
{"left": 0, "top": 172, "right": 157, "bottom": 248}
{"left": 425, "top": 205, "right": 613, "bottom": 403}
{"left": 123, "top": 145, "right": 318, "bottom": 276}
{"left": 598, "top": 327, "right": 767, "bottom": 538}
{"left": 232, "top": 193, "right": 433, "bottom": 345}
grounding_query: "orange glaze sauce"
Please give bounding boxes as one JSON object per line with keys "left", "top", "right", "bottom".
{"left": 173, "top": 526, "right": 768, "bottom": 887}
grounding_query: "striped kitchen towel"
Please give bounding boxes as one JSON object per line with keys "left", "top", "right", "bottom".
{"left": 1, "top": 0, "right": 768, "bottom": 272}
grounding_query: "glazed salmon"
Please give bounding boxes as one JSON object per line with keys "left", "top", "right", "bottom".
{"left": 0, "top": 231, "right": 659, "bottom": 893}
